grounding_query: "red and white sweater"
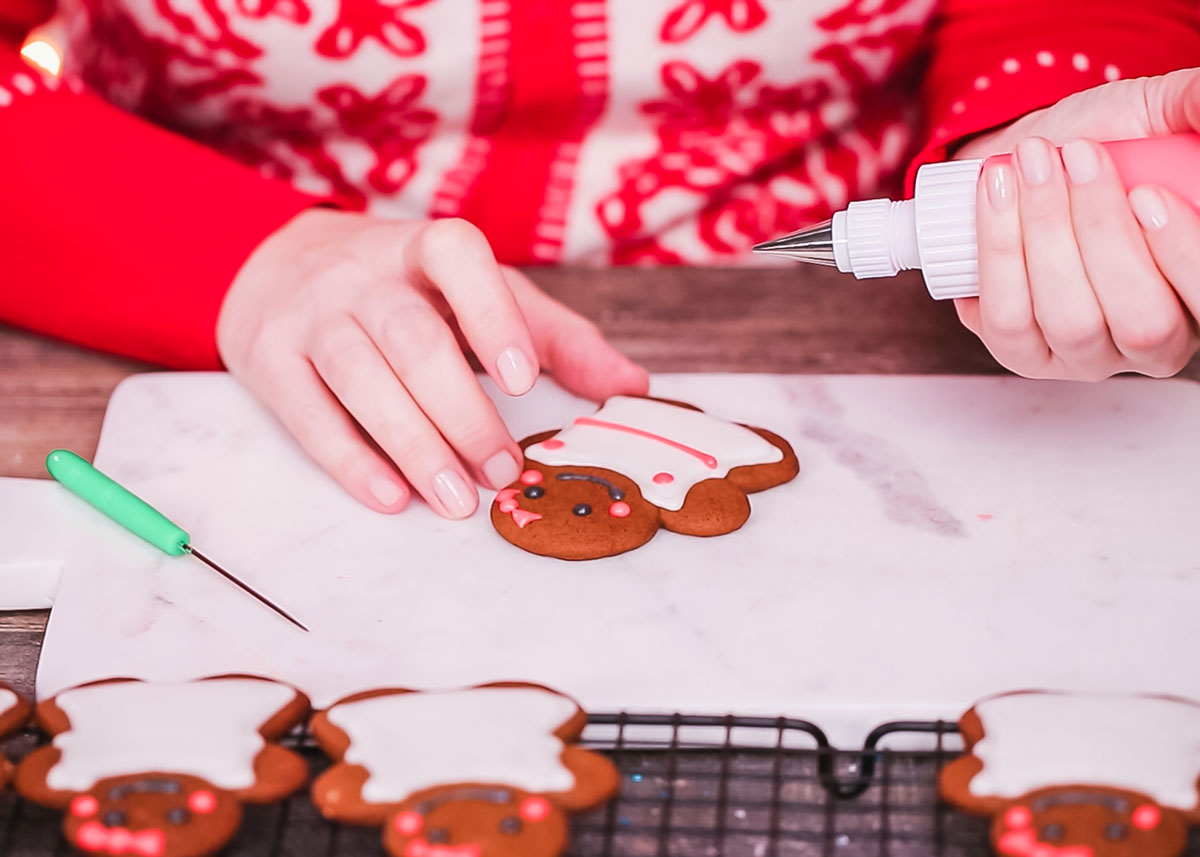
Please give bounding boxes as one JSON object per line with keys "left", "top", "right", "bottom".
{"left": 2, "top": 0, "right": 1199, "bottom": 368}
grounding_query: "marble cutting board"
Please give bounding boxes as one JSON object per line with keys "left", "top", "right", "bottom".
{"left": 3, "top": 372, "right": 1200, "bottom": 748}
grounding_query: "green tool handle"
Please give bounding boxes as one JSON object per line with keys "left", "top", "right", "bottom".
{"left": 46, "top": 450, "right": 190, "bottom": 556}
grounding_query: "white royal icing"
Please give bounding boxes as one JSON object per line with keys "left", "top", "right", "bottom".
{"left": 327, "top": 687, "right": 580, "bottom": 804}
{"left": 968, "top": 692, "right": 1200, "bottom": 809}
{"left": 48, "top": 679, "right": 297, "bottom": 792}
{"left": 0, "top": 687, "right": 17, "bottom": 721}
{"left": 524, "top": 397, "right": 784, "bottom": 511}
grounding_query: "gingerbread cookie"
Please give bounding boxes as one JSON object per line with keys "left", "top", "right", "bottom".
{"left": 492, "top": 396, "right": 799, "bottom": 559}
{"left": 0, "top": 683, "right": 33, "bottom": 790}
{"left": 940, "top": 691, "right": 1200, "bottom": 857}
{"left": 16, "top": 676, "right": 310, "bottom": 857}
{"left": 311, "top": 682, "right": 619, "bottom": 857}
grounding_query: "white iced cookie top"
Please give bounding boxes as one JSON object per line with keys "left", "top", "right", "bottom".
{"left": 524, "top": 397, "right": 784, "bottom": 511}
{"left": 48, "top": 679, "right": 297, "bottom": 792}
{"left": 968, "top": 692, "right": 1200, "bottom": 809}
{"left": 327, "top": 687, "right": 580, "bottom": 804}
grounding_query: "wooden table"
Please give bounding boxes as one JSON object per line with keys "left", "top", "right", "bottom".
{"left": 4, "top": 266, "right": 1195, "bottom": 701}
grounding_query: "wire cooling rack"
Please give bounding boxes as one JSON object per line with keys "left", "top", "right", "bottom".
{"left": 4, "top": 713, "right": 1200, "bottom": 857}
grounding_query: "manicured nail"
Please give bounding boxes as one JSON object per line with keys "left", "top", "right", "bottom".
{"left": 369, "top": 474, "right": 404, "bottom": 507}
{"left": 1015, "top": 138, "right": 1053, "bottom": 186}
{"left": 482, "top": 450, "right": 520, "bottom": 489}
{"left": 985, "top": 163, "right": 1015, "bottom": 210}
{"left": 495, "top": 346, "right": 536, "bottom": 395}
{"left": 1061, "top": 139, "right": 1099, "bottom": 185}
{"left": 433, "top": 469, "right": 474, "bottom": 518}
{"left": 1129, "top": 186, "right": 1168, "bottom": 230}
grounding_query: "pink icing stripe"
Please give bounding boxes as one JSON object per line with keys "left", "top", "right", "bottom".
{"left": 572, "top": 417, "right": 718, "bottom": 469}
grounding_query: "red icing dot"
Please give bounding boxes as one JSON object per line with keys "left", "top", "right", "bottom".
{"left": 519, "top": 797, "right": 552, "bottom": 823}
{"left": 1003, "top": 805, "right": 1032, "bottom": 829}
{"left": 541, "top": 439, "right": 564, "bottom": 450}
{"left": 405, "top": 840, "right": 430, "bottom": 857}
{"left": 188, "top": 790, "right": 218, "bottom": 814}
{"left": 1132, "top": 804, "right": 1161, "bottom": 830}
{"left": 653, "top": 472, "right": 674, "bottom": 484}
{"left": 70, "top": 795, "right": 99, "bottom": 818}
{"left": 609, "top": 501, "right": 631, "bottom": 518}
{"left": 76, "top": 821, "right": 107, "bottom": 851}
{"left": 519, "top": 470, "right": 543, "bottom": 485}
{"left": 393, "top": 811, "right": 424, "bottom": 836}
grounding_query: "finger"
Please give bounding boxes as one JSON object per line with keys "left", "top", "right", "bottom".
{"left": 1130, "top": 184, "right": 1200, "bottom": 362}
{"left": 402, "top": 218, "right": 541, "bottom": 397}
{"left": 974, "top": 159, "right": 1052, "bottom": 373}
{"left": 355, "top": 287, "right": 522, "bottom": 491}
{"left": 502, "top": 267, "right": 650, "bottom": 401}
{"left": 1060, "top": 139, "right": 1192, "bottom": 374}
{"left": 1014, "top": 136, "right": 1120, "bottom": 378}
{"left": 953, "top": 298, "right": 981, "bottom": 337}
{"left": 243, "top": 350, "right": 412, "bottom": 514}
{"left": 308, "top": 314, "right": 479, "bottom": 519}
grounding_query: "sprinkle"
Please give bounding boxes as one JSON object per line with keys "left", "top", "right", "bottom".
{"left": 631, "top": 773, "right": 643, "bottom": 783}
{"left": 1036, "top": 51, "right": 1054, "bottom": 67}
{"left": 1072, "top": 53, "right": 1090, "bottom": 72}
{"left": 1002, "top": 58, "right": 1020, "bottom": 74}
{"left": 1104, "top": 63, "right": 1121, "bottom": 81}
{"left": 951, "top": 100, "right": 966, "bottom": 114}
{"left": 973, "top": 75, "right": 990, "bottom": 90}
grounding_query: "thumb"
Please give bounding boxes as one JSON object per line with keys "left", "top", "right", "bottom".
{"left": 502, "top": 268, "right": 650, "bottom": 402}
{"left": 1145, "top": 66, "right": 1200, "bottom": 135}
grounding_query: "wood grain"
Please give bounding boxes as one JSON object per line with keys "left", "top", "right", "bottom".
{"left": 2, "top": 266, "right": 1197, "bottom": 697}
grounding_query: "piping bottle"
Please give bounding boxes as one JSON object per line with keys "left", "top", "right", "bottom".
{"left": 753, "top": 134, "right": 1200, "bottom": 300}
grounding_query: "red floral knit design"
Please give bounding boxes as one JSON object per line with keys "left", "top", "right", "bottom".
{"left": 318, "top": 74, "right": 437, "bottom": 193}
{"left": 660, "top": 0, "right": 767, "bottom": 42}
{"left": 315, "top": 0, "right": 432, "bottom": 58}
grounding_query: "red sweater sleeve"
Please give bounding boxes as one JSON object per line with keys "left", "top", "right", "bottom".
{"left": 0, "top": 48, "right": 322, "bottom": 368}
{"left": 908, "top": 0, "right": 1200, "bottom": 188}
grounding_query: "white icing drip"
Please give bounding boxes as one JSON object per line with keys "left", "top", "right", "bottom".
{"left": 524, "top": 397, "right": 784, "bottom": 511}
{"left": 48, "top": 679, "right": 297, "bottom": 792}
{"left": 327, "top": 687, "right": 580, "bottom": 804}
{"left": 968, "top": 692, "right": 1200, "bottom": 809}
{"left": 0, "top": 688, "right": 17, "bottom": 719}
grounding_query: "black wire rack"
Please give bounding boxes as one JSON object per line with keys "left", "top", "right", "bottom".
{"left": 4, "top": 713, "right": 1200, "bottom": 857}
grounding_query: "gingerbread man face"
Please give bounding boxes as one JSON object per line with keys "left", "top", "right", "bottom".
{"left": 492, "top": 397, "right": 799, "bottom": 560}
{"left": 990, "top": 786, "right": 1187, "bottom": 857}
{"left": 382, "top": 786, "right": 568, "bottom": 857}
{"left": 940, "top": 691, "right": 1200, "bottom": 857}
{"left": 64, "top": 773, "right": 241, "bottom": 857}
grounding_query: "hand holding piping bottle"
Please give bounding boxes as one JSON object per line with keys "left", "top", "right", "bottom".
{"left": 951, "top": 67, "right": 1200, "bottom": 381}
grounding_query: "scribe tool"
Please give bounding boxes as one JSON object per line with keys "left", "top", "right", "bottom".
{"left": 45, "top": 449, "right": 309, "bottom": 632}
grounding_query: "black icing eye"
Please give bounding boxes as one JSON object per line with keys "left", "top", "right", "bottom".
{"left": 1040, "top": 823, "right": 1064, "bottom": 842}
{"left": 499, "top": 817, "right": 522, "bottom": 835}
{"left": 572, "top": 503, "right": 592, "bottom": 516}
{"left": 427, "top": 828, "right": 450, "bottom": 844}
{"left": 1105, "top": 823, "right": 1129, "bottom": 841}
{"left": 166, "top": 808, "right": 190, "bottom": 825}
{"left": 102, "top": 810, "right": 127, "bottom": 828}
{"left": 523, "top": 486, "right": 544, "bottom": 499}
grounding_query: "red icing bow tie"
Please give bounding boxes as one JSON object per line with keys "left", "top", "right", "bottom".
{"left": 494, "top": 489, "right": 542, "bottom": 528}
{"left": 76, "top": 822, "right": 166, "bottom": 856}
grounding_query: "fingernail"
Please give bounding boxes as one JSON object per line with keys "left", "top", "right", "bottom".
{"left": 369, "top": 474, "right": 404, "bottom": 507}
{"left": 482, "top": 450, "right": 520, "bottom": 489}
{"left": 1016, "top": 138, "right": 1053, "bottom": 185}
{"left": 1061, "top": 139, "right": 1099, "bottom": 185}
{"left": 1129, "top": 186, "right": 1168, "bottom": 230}
{"left": 433, "top": 469, "right": 475, "bottom": 518}
{"left": 496, "top": 346, "right": 536, "bottom": 395}
{"left": 985, "top": 163, "right": 1015, "bottom": 210}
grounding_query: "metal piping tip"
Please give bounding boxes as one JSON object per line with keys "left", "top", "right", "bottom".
{"left": 752, "top": 220, "right": 837, "bottom": 266}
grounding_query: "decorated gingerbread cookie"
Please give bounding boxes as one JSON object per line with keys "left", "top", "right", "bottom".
{"left": 940, "top": 691, "right": 1200, "bottom": 857}
{"left": 0, "top": 683, "right": 33, "bottom": 789}
{"left": 311, "top": 682, "right": 619, "bottom": 857}
{"left": 15, "top": 676, "right": 310, "bottom": 857}
{"left": 492, "top": 396, "right": 799, "bottom": 559}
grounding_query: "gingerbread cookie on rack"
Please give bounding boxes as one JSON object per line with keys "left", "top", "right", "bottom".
{"left": 492, "top": 396, "right": 799, "bottom": 559}
{"left": 311, "top": 682, "right": 619, "bottom": 857}
{"left": 940, "top": 690, "right": 1200, "bottom": 857}
{"left": 0, "top": 683, "right": 33, "bottom": 789}
{"left": 16, "top": 676, "right": 310, "bottom": 857}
